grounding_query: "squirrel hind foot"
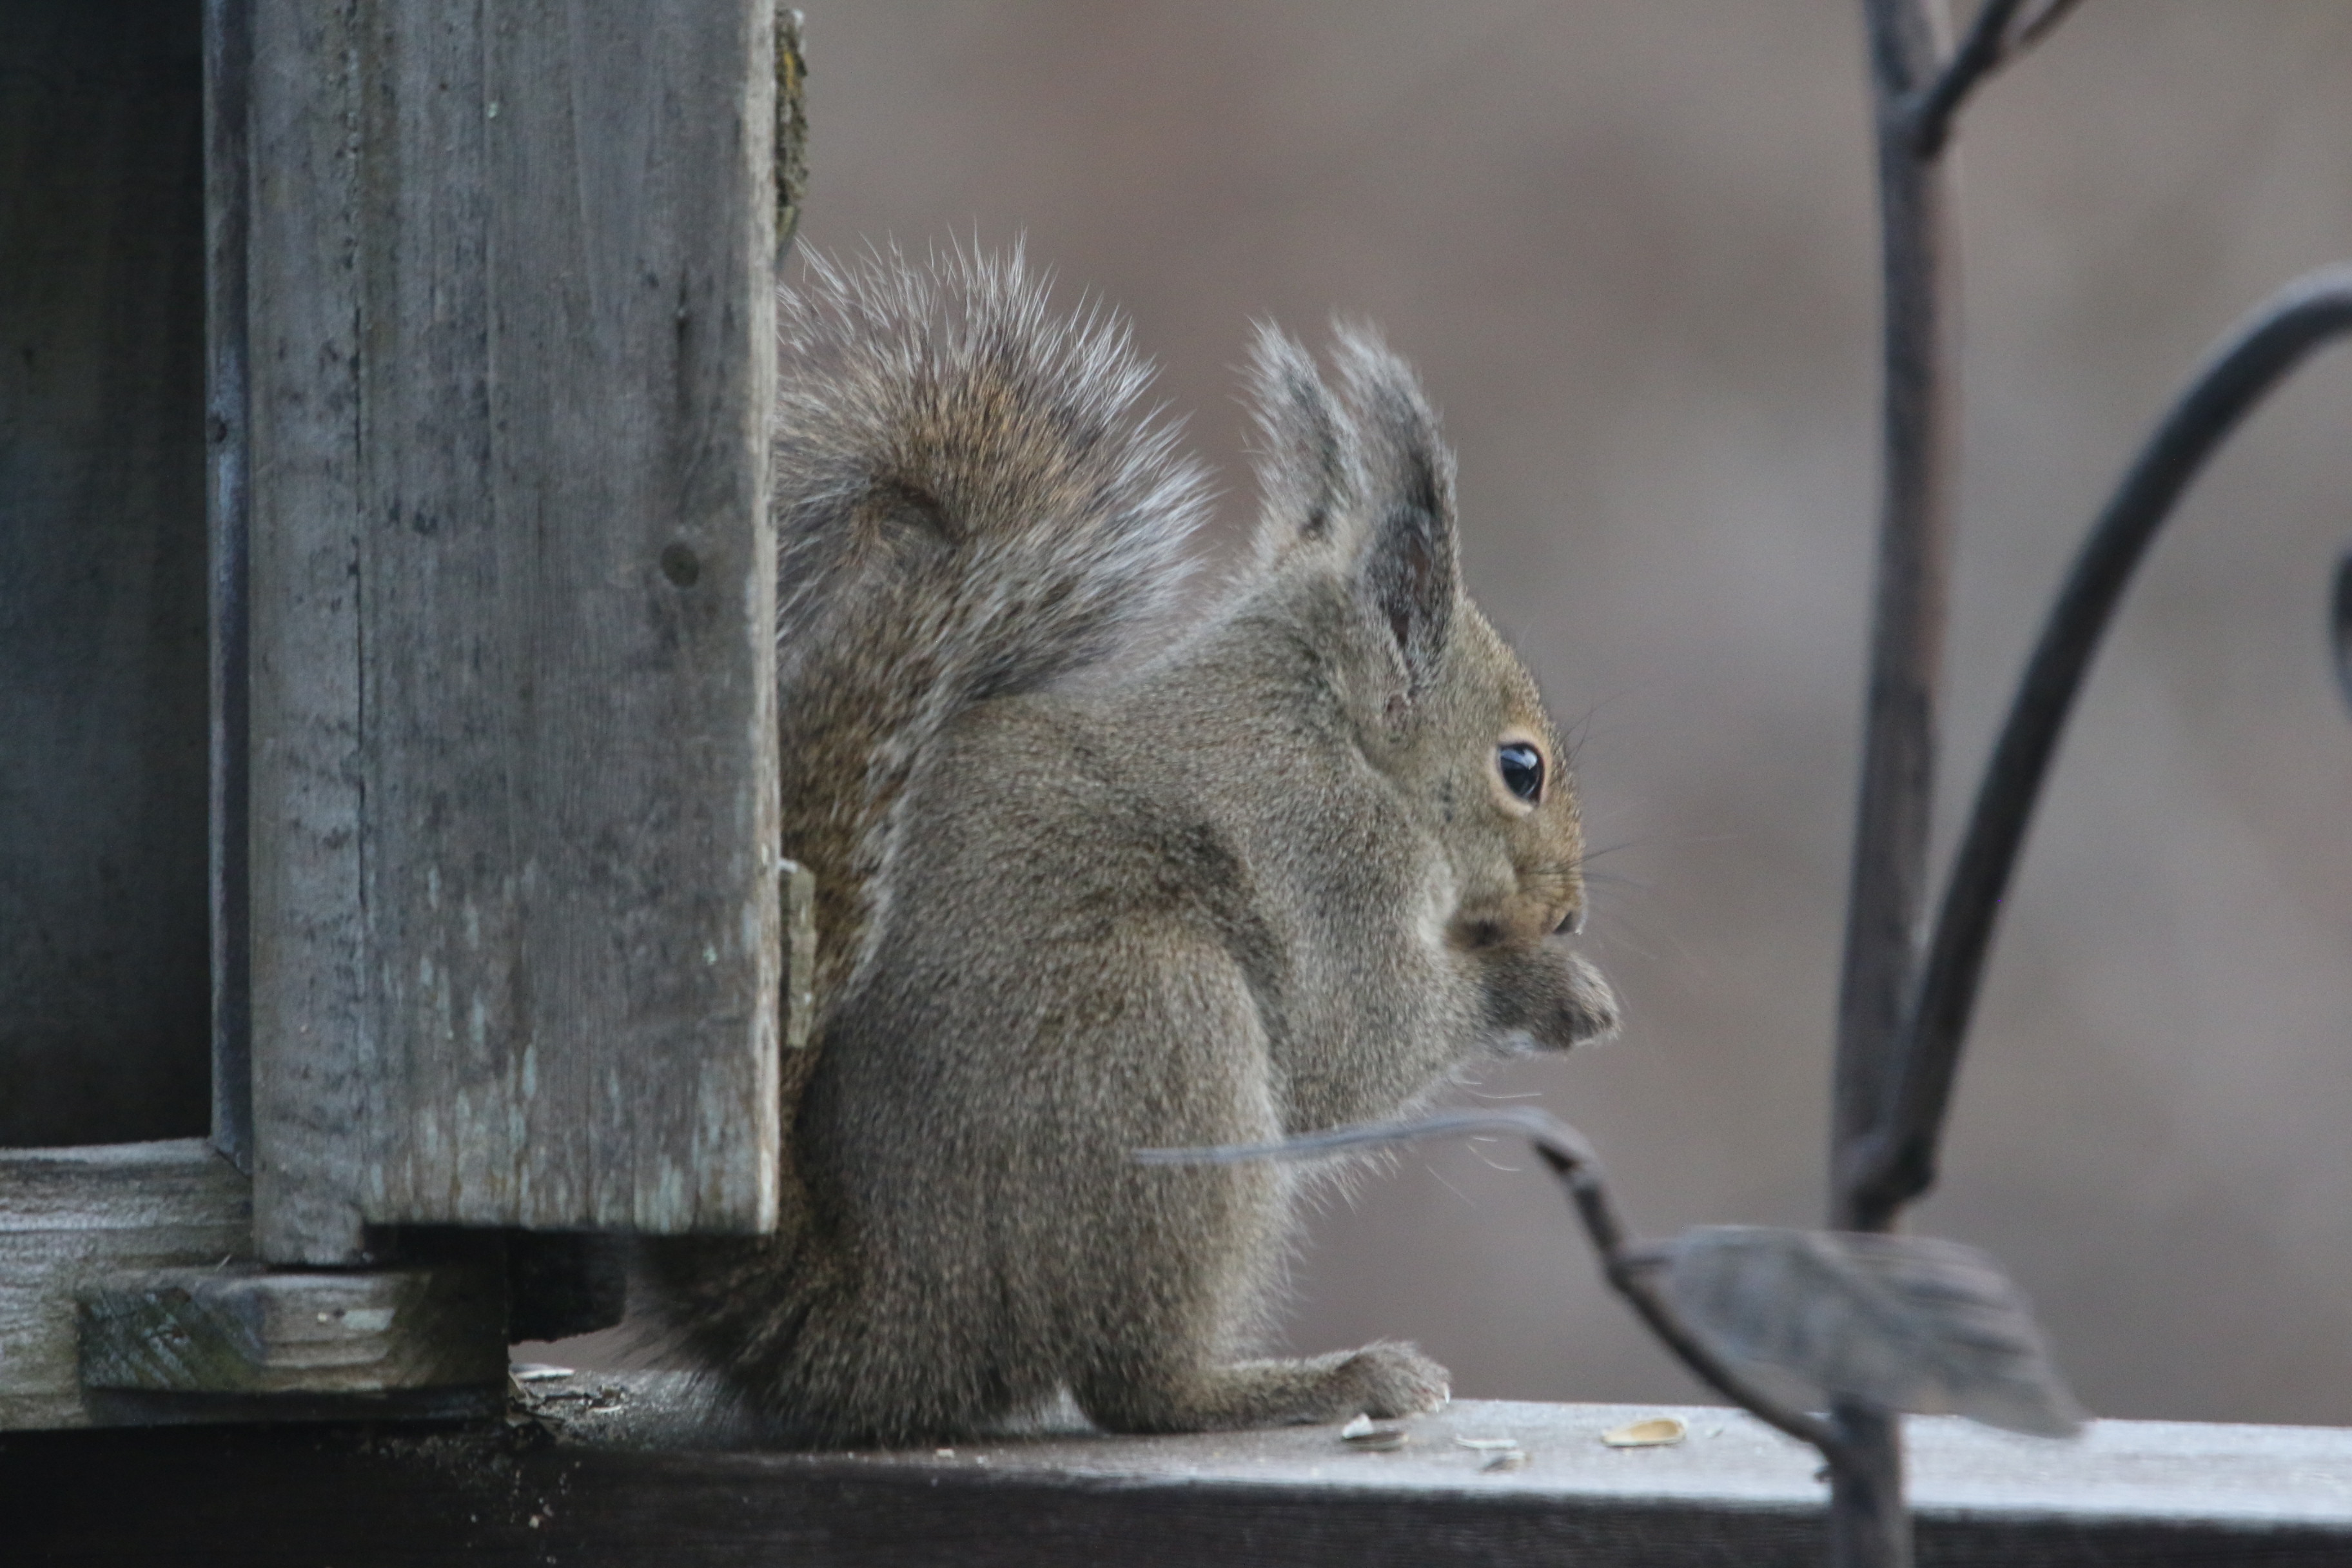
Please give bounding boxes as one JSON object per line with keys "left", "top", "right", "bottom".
{"left": 1075, "top": 1343, "right": 1450, "bottom": 1435}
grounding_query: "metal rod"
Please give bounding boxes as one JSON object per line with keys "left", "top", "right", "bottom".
{"left": 1831, "top": 0, "right": 1961, "bottom": 1559}
{"left": 1904, "top": 0, "right": 2026, "bottom": 157}
{"left": 1836, "top": 0, "right": 1952, "bottom": 1239}
{"left": 1905, "top": 0, "right": 2079, "bottom": 157}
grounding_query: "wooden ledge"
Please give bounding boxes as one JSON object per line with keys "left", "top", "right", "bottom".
{"left": 512, "top": 1371, "right": 2352, "bottom": 1533}
{"left": 10, "top": 1371, "right": 2352, "bottom": 1564}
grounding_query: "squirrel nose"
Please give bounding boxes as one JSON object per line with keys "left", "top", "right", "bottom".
{"left": 1553, "top": 903, "right": 1585, "bottom": 937}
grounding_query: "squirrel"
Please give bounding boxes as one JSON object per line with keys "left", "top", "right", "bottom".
{"left": 644, "top": 249, "right": 1618, "bottom": 1446}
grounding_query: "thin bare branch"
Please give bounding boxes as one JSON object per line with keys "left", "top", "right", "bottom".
{"left": 1906, "top": 0, "right": 2084, "bottom": 159}
{"left": 1141, "top": 1108, "right": 1848, "bottom": 1458}
{"left": 1845, "top": 268, "right": 2352, "bottom": 1224}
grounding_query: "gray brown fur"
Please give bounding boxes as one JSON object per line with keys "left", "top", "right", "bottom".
{"left": 647, "top": 250, "right": 1618, "bottom": 1446}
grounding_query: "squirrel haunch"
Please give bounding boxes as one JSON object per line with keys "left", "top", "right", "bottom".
{"left": 646, "top": 250, "right": 1618, "bottom": 1445}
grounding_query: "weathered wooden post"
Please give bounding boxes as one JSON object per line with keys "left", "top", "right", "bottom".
{"left": 3, "top": 0, "right": 799, "bottom": 1427}
{"left": 237, "top": 0, "right": 784, "bottom": 1261}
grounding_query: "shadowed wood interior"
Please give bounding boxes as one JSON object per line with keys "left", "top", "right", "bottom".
{"left": 0, "top": 2, "right": 210, "bottom": 1149}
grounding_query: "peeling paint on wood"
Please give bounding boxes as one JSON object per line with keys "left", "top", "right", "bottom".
{"left": 781, "top": 859, "right": 816, "bottom": 1052}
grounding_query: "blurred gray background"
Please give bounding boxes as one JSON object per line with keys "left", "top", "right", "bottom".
{"left": 777, "top": 1, "right": 2352, "bottom": 1426}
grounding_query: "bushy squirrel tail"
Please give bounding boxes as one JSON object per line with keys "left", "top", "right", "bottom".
{"left": 774, "top": 248, "right": 1208, "bottom": 1017}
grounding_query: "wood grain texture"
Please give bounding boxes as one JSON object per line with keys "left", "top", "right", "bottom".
{"left": 79, "top": 1264, "right": 504, "bottom": 1395}
{"left": 244, "top": 1, "right": 781, "bottom": 1260}
{"left": 205, "top": 0, "right": 257, "bottom": 1170}
{"left": 10, "top": 1386, "right": 2352, "bottom": 1565}
{"left": 0, "top": 1142, "right": 251, "bottom": 1431}
{"left": 0, "top": 1, "right": 211, "bottom": 1149}
{"left": 242, "top": 0, "right": 372, "bottom": 1262}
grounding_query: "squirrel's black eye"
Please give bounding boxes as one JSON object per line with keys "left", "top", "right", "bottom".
{"left": 1498, "top": 742, "right": 1544, "bottom": 804}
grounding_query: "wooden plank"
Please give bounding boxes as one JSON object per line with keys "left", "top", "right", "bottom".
{"left": 79, "top": 1264, "right": 504, "bottom": 1395}
{"left": 0, "top": 0, "right": 211, "bottom": 1148}
{"left": 520, "top": 1380, "right": 2352, "bottom": 1541}
{"left": 0, "top": 1142, "right": 251, "bottom": 1431}
{"left": 245, "top": 1, "right": 781, "bottom": 1260}
{"left": 4, "top": 1141, "right": 509, "bottom": 1427}
{"left": 243, "top": 0, "right": 373, "bottom": 1261}
{"left": 205, "top": 0, "right": 257, "bottom": 1170}
{"left": 9, "top": 1385, "right": 2352, "bottom": 1565}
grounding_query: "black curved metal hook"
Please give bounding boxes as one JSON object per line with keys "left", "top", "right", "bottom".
{"left": 2331, "top": 550, "right": 2352, "bottom": 717}
{"left": 1845, "top": 268, "right": 2352, "bottom": 1223}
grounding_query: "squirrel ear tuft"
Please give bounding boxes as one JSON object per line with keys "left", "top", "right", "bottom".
{"left": 1246, "top": 323, "right": 1360, "bottom": 561}
{"left": 1333, "top": 325, "right": 1458, "bottom": 702}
